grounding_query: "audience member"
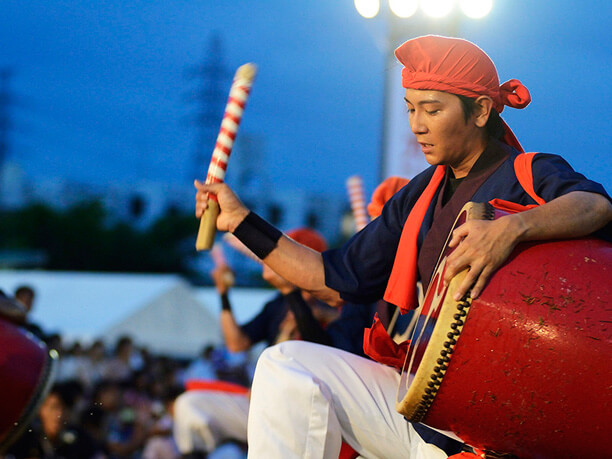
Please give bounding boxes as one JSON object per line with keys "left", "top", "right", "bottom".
{"left": 4, "top": 383, "right": 104, "bottom": 459}
{"left": 13, "top": 284, "right": 46, "bottom": 340}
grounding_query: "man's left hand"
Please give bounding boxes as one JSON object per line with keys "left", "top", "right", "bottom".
{"left": 444, "top": 215, "right": 525, "bottom": 301}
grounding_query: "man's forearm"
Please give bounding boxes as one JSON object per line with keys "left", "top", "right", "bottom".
{"left": 195, "top": 182, "right": 343, "bottom": 306}
{"left": 512, "top": 191, "right": 612, "bottom": 243}
{"left": 229, "top": 210, "right": 342, "bottom": 305}
{"left": 220, "top": 311, "right": 252, "bottom": 352}
{"left": 262, "top": 236, "right": 343, "bottom": 307}
{"left": 446, "top": 191, "right": 612, "bottom": 300}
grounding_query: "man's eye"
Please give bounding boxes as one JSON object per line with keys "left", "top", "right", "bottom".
{"left": 406, "top": 108, "right": 415, "bottom": 114}
{"left": 427, "top": 109, "right": 439, "bottom": 115}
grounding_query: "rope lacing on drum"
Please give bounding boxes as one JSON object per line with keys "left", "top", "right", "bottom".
{"left": 412, "top": 290, "right": 472, "bottom": 423}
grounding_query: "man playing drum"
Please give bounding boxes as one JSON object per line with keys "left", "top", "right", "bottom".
{"left": 194, "top": 35, "right": 612, "bottom": 458}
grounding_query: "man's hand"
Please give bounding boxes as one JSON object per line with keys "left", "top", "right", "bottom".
{"left": 444, "top": 215, "right": 526, "bottom": 301}
{"left": 195, "top": 180, "right": 250, "bottom": 232}
{"left": 211, "top": 265, "right": 235, "bottom": 295}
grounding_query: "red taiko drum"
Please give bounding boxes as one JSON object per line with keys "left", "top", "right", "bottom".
{"left": 397, "top": 202, "right": 612, "bottom": 458}
{"left": 0, "top": 317, "right": 57, "bottom": 452}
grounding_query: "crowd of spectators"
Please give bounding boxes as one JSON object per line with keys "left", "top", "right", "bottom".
{"left": 2, "top": 285, "right": 253, "bottom": 459}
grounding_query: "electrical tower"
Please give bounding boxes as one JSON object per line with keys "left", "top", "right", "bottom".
{"left": 185, "top": 33, "right": 230, "bottom": 181}
{"left": 0, "top": 68, "right": 12, "bottom": 171}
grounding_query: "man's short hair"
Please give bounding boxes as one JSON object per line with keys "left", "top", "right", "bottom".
{"left": 14, "top": 285, "right": 35, "bottom": 298}
{"left": 457, "top": 94, "right": 505, "bottom": 140}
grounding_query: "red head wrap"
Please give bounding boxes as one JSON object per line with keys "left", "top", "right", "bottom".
{"left": 286, "top": 228, "right": 327, "bottom": 253}
{"left": 367, "top": 176, "right": 410, "bottom": 219}
{"left": 395, "top": 35, "right": 531, "bottom": 152}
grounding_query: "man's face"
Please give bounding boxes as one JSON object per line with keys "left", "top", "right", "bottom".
{"left": 39, "top": 393, "right": 65, "bottom": 439}
{"left": 16, "top": 292, "right": 34, "bottom": 313}
{"left": 405, "top": 89, "right": 482, "bottom": 171}
{"left": 261, "top": 264, "right": 292, "bottom": 291}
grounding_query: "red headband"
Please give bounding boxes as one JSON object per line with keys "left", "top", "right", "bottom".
{"left": 367, "top": 176, "right": 410, "bottom": 219}
{"left": 395, "top": 35, "right": 531, "bottom": 151}
{"left": 287, "top": 228, "right": 327, "bottom": 253}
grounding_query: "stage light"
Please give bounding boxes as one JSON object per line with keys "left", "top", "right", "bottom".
{"left": 389, "top": 0, "right": 419, "bottom": 18}
{"left": 354, "top": 0, "right": 381, "bottom": 18}
{"left": 420, "top": 0, "right": 454, "bottom": 18}
{"left": 459, "top": 0, "right": 492, "bottom": 18}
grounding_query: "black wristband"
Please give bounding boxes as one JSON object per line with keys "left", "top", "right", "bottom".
{"left": 220, "top": 292, "right": 232, "bottom": 312}
{"left": 232, "top": 211, "right": 282, "bottom": 260}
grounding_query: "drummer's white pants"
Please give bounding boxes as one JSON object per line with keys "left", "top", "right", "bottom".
{"left": 173, "top": 390, "right": 249, "bottom": 453}
{"left": 247, "top": 341, "right": 448, "bottom": 459}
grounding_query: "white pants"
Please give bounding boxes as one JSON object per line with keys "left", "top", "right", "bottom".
{"left": 173, "top": 390, "right": 250, "bottom": 453}
{"left": 247, "top": 341, "right": 449, "bottom": 459}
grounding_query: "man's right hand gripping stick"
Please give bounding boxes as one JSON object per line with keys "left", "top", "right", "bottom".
{"left": 196, "top": 63, "right": 257, "bottom": 251}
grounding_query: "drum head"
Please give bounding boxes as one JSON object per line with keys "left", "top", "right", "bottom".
{"left": 396, "top": 265, "right": 471, "bottom": 421}
{"left": 395, "top": 203, "right": 488, "bottom": 422}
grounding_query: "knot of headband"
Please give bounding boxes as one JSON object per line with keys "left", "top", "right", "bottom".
{"left": 498, "top": 79, "right": 531, "bottom": 111}
{"left": 400, "top": 69, "right": 531, "bottom": 113}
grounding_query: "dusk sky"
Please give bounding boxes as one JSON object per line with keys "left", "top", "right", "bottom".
{"left": 2, "top": 0, "right": 611, "bottom": 200}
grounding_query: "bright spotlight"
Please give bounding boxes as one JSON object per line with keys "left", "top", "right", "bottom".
{"left": 354, "top": 0, "right": 380, "bottom": 18}
{"left": 390, "top": 0, "right": 419, "bottom": 18}
{"left": 420, "top": 0, "right": 455, "bottom": 18}
{"left": 459, "top": 0, "right": 493, "bottom": 18}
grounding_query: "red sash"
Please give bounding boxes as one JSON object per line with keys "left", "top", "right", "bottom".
{"left": 185, "top": 379, "right": 250, "bottom": 395}
{"left": 382, "top": 165, "right": 446, "bottom": 314}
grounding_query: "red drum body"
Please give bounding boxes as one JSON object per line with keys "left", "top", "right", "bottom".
{"left": 0, "top": 318, "right": 57, "bottom": 452}
{"left": 397, "top": 203, "right": 612, "bottom": 458}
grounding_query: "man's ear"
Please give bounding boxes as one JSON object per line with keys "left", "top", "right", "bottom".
{"left": 473, "top": 95, "right": 494, "bottom": 128}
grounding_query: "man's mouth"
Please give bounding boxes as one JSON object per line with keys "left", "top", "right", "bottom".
{"left": 419, "top": 142, "right": 434, "bottom": 152}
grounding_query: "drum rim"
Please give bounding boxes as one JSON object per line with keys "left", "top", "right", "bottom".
{"left": 395, "top": 202, "right": 494, "bottom": 422}
{"left": 396, "top": 270, "right": 473, "bottom": 422}
{"left": 0, "top": 347, "right": 58, "bottom": 453}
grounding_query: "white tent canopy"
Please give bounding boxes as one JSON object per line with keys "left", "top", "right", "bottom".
{"left": 0, "top": 270, "right": 273, "bottom": 358}
{"left": 102, "top": 281, "right": 221, "bottom": 357}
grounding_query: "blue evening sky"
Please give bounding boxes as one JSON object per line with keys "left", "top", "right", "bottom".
{"left": 2, "top": 0, "right": 611, "bottom": 199}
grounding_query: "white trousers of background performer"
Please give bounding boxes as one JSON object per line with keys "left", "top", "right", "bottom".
{"left": 174, "top": 390, "right": 249, "bottom": 454}
{"left": 247, "top": 341, "right": 449, "bottom": 459}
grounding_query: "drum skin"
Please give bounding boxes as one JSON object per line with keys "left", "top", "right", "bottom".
{"left": 0, "top": 318, "right": 56, "bottom": 451}
{"left": 423, "top": 237, "right": 612, "bottom": 458}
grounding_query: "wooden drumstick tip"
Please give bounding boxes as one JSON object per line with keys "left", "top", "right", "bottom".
{"left": 195, "top": 199, "right": 220, "bottom": 251}
{"left": 235, "top": 63, "right": 257, "bottom": 82}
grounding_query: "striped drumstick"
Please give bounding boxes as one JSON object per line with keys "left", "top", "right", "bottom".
{"left": 346, "top": 175, "right": 369, "bottom": 232}
{"left": 210, "top": 242, "right": 228, "bottom": 268}
{"left": 196, "top": 63, "right": 257, "bottom": 251}
{"left": 211, "top": 243, "right": 235, "bottom": 287}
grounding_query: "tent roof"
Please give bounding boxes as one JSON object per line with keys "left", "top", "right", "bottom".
{"left": 0, "top": 271, "right": 277, "bottom": 356}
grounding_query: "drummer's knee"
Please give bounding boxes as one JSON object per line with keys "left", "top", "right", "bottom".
{"left": 259, "top": 340, "right": 309, "bottom": 365}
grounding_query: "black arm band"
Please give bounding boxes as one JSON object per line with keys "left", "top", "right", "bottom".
{"left": 220, "top": 292, "right": 232, "bottom": 312}
{"left": 232, "top": 211, "right": 282, "bottom": 260}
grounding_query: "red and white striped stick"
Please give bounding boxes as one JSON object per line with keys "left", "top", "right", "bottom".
{"left": 196, "top": 63, "right": 257, "bottom": 251}
{"left": 211, "top": 242, "right": 236, "bottom": 287}
{"left": 346, "top": 175, "right": 369, "bottom": 232}
{"left": 210, "top": 243, "right": 228, "bottom": 268}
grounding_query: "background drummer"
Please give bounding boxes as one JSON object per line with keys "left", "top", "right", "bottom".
{"left": 173, "top": 228, "right": 380, "bottom": 458}
{"left": 194, "top": 35, "right": 612, "bottom": 458}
